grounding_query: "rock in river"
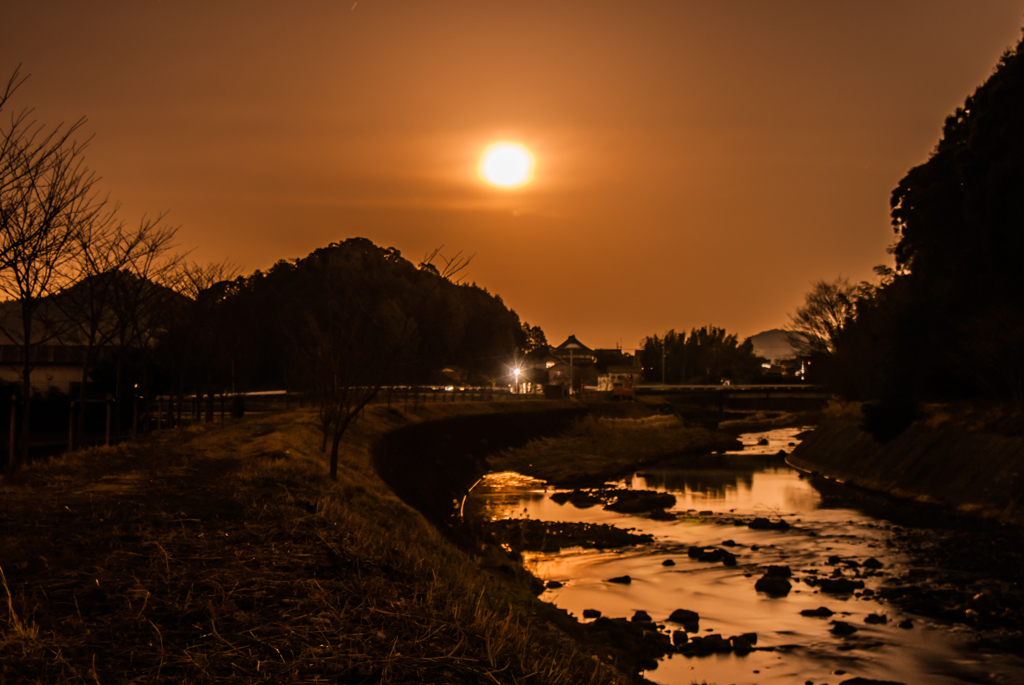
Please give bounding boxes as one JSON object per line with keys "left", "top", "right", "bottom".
{"left": 831, "top": 620, "right": 858, "bottom": 636}
{"left": 749, "top": 516, "right": 790, "bottom": 531}
{"left": 755, "top": 575, "right": 792, "bottom": 597}
{"left": 607, "top": 575, "right": 632, "bottom": 584}
{"left": 667, "top": 608, "right": 700, "bottom": 632}
{"left": 818, "top": 577, "right": 865, "bottom": 594}
{"left": 801, "top": 606, "right": 834, "bottom": 617}
{"left": 604, "top": 489, "right": 677, "bottom": 514}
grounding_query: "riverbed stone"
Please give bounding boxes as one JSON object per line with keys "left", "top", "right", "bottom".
{"left": 667, "top": 608, "right": 700, "bottom": 632}
{"left": 604, "top": 489, "right": 677, "bottom": 514}
{"left": 801, "top": 606, "right": 834, "bottom": 617}
{"left": 863, "top": 556, "right": 883, "bottom": 569}
{"left": 585, "top": 617, "right": 674, "bottom": 668}
{"left": 764, "top": 565, "right": 792, "bottom": 577}
{"left": 819, "top": 578, "right": 865, "bottom": 594}
{"left": 671, "top": 630, "right": 688, "bottom": 646}
{"left": 583, "top": 608, "right": 601, "bottom": 619}
{"left": 898, "top": 619, "right": 914, "bottom": 629}
{"left": 730, "top": 634, "right": 753, "bottom": 655}
{"left": 864, "top": 613, "right": 887, "bottom": 624}
{"left": 631, "top": 610, "right": 652, "bottom": 622}
{"left": 545, "top": 580, "right": 563, "bottom": 589}
{"left": 749, "top": 516, "right": 790, "bottom": 530}
{"left": 607, "top": 575, "right": 631, "bottom": 584}
{"left": 662, "top": 558, "right": 675, "bottom": 566}
{"left": 831, "top": 620, "right": 858, "bottom": 636}
{"left": 755, "top": 574, "right": 792, "bottom": 596}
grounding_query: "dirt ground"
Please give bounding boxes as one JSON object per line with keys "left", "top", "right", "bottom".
{"left": 0, "top": 406, "right": 633, "bottom": 685}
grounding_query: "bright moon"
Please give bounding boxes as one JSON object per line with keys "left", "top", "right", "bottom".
{"left": 479, "top": 143, "right": 535, "bottom": 188}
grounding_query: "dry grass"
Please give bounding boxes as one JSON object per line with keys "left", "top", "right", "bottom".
{"left": 486, "top": 414, "right": 741, "bottom": 486}
{"left": 0, "top": 404, "right": 631, "bottom": 684}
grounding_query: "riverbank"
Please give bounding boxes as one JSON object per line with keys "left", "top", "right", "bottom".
{"left": 788, "top": 401, "right": 1024, "bottom": 525}
{"left": 486, "top": 413, "right": 741, "bottom": 486}
{"left": 0, "top": 402, "right": 637, "bottom": 685}
{"left": 789, "top": 401, "right": 1024, "bottom": 653}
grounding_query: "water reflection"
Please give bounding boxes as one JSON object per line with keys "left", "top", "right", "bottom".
{"left": 466, "top": 426, "right": 1024, "bottom": 685}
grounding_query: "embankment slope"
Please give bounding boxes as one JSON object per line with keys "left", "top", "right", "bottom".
{"left": 789, "top": 404, "right": 1024, "bottom": 524}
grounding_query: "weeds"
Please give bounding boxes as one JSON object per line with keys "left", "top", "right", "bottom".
{"left": 0, "top": 405, "right": 632, "bottom": 684}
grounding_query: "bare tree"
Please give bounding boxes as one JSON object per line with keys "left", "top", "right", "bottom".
{"left": 787, "top": 277, "right": 863, "bottom": 356}
{"left": 171, "top": 259, "right": 238, "bottom": 300}
{"left": 0, "top": 66, "right": 102, "bottom": 469}
{"left": 60, "top": 213, "right": 180, "bottom": 445}
{"left": 302, "top": 248, "right": 468, "bottom": 480}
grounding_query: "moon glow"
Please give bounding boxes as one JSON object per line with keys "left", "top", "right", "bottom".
{"left": 479, "top": 143, "right": 535, "bottom": 188}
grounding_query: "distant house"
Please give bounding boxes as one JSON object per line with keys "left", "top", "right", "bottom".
{"left": 548, "top": 335, "right": 598, "bottom": 392}
{"left": 0, "top": 273, "right": 185, "bottom": 396}
{"left": 597, "top": 365, "right": 640, "bottom": 394}
{"left": 0, "top": 298, "right": 97, "bottom": 395}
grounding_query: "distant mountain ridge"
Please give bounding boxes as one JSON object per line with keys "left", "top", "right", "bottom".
{"left": 748, "top": 328, "right": 798, "bottom": 362}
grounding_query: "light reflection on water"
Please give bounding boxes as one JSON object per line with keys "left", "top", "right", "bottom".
{"left": 466, "top": 426, "right": 1024, "bottom": 685}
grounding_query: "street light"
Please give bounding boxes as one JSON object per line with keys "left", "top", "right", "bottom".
{"left": 512, "top": 367, "right": 521, "bottom": 394}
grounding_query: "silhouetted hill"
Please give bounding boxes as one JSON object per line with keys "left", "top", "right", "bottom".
{"left": 748, "top": 329, "right": 798, "bottom": 362}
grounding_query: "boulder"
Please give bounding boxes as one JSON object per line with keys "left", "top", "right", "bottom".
{"left": 801, "top": 606, "right": 834, "bottom": 617}
{"left": 749, "top": 517, "right": 790, "bottom": 531}
{"left": 671, "top": 630, "right": 688, "bottom": 647}
{"left": 831, "top": 620, "right": 858, "bottom": 636}
{"left": 662, "top": 558, "right": 676, "bottom": 566}
{"left": 764, "top": 565, "right": 792, "bottom": 578}
{"left": 755, "top": 575, "right": 792, "bottom": 597}
{"left": 545, "top": 580, "right": 563, "bottom": 589}
{"left": 550, "top": 489, "right": 605, "bottom": 508}
{"left": 819, "top": 578, "right": 865, "bottom": 594}
{"left": 863, "top": 557, "right": 883, "bottom": 569}
{"left": 607, "top": 575, "right": 632, "bottom": 584}
{"left": 631, "top": 610, "right": 652, "bottom": 622}
{"left": 667, "top": 608, "right": 700, "bottom": 632}
{"left": 582, "top": 608, "right": 601, "bottom": 619}
{"left": 864, "top": 613, "right": 887, "bottom": 625}
{"left": 605, "top": 490, "right": 677, "bottom": 514}
{"left": 730, "top": 635, "right": 753, "bottom": 655}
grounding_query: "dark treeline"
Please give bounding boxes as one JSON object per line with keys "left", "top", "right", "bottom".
{"left": 639, "top": 326, "right": 763, "bottom": 384}
{"left": 161, "top": 238, "right": 528, "bottom": 398}
{"left": 790, "top": 31, "right": 1024, "bottom": 436}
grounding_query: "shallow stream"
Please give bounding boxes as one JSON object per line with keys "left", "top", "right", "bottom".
{"left": 464, "top": 426, "right": 1024, "bottom": 685}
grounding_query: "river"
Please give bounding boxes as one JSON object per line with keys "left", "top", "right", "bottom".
{"left": 464, "top": 426, "right": 1024, "bottom": 685}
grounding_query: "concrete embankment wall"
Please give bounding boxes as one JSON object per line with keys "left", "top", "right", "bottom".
{"left": 372, "top": 402, "right": 588, "bottom": 532}
{"left": 789, "top": 409, "right": 1024, "bottom": 524}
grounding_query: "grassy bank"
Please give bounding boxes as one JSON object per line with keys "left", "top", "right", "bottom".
{"left": 486, "top": 414, "right": 741, "bottom": 486}
{"left": 790, "top": 400, "right": 1024, "bottom": 525}
{"left": 0, "top": 403, "right": 633, "bottom": 684}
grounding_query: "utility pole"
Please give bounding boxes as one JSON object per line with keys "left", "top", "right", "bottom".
{"left": 661, "top": 341, "right": 666, "bottom": 385}
{"left": 569, "top": 348, "right": 574, "bottom": 397}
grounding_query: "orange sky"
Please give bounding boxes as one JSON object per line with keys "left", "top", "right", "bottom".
{"left": 4, "top": 1, "right": 1023, "bottom": 349}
